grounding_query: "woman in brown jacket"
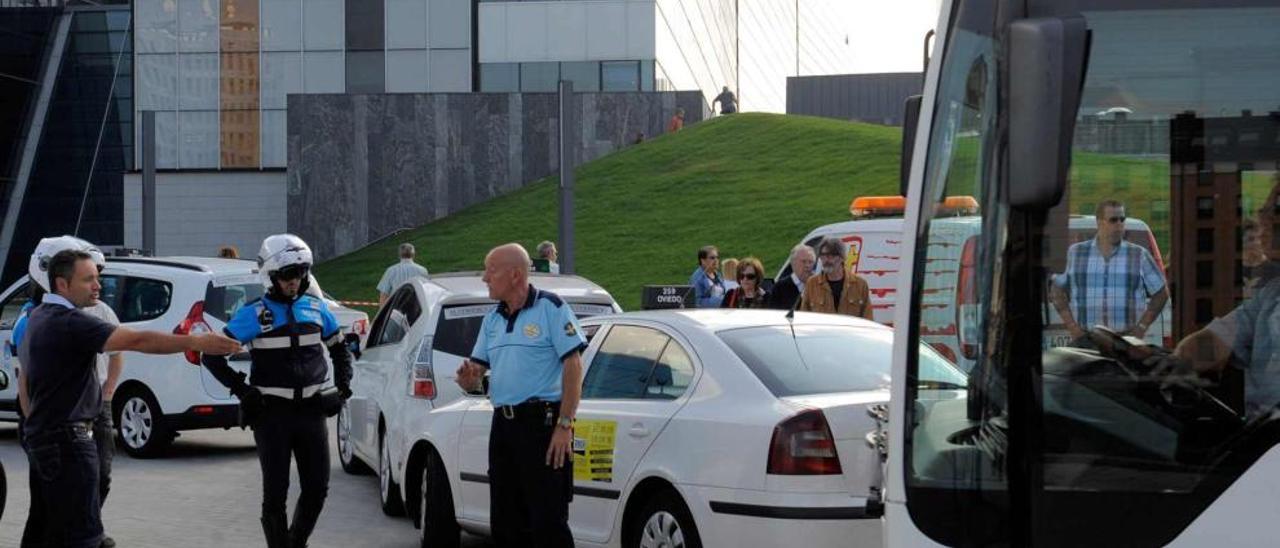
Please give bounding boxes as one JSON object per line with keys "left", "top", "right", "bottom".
{"left": 799, "top": 237, "right": 873, "bottom": 320}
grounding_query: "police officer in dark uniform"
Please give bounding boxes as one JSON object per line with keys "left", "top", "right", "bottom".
{"left": 457, "top": 243, "right": 587, "bottom": 548}
{"left": 202, "top": 234, "right": 353, "bottom": 548}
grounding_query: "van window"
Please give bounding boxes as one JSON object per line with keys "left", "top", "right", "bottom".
{"left": 116, "top": 276, "right": 173, "bottom": 323}
{"left": 0, "top": 280, "right": 32, "bottom": 329}
{"left": 205, "top": 282, "right": 265, "bottom": 322}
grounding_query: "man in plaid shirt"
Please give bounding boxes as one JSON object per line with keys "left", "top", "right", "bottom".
{"left": 1050, "top": 200, "right": 1170, "bottom": 345}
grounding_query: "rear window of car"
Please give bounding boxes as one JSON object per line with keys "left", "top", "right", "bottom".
{"left": 432, "top": 300, "right": 615, "bottom": 357}
{"left": 718, "top": 325, "right": 967, "bottom": 397}
{"left": 205, "top": 282, "right": 265, "bottom": 323}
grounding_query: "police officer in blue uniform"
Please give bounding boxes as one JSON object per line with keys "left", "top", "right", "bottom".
{"left": 202, "top": 234, "right": 353, "bottom": 548}
{"left": 457, "top": 243, "right": 587, "bottom": 548}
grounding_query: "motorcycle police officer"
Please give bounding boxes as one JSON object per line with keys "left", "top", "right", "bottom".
{"left": 201, "top": 234, "right": 353, "bottom": 548}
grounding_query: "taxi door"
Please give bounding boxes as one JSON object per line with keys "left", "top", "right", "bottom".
{"left": 567, "top": 320, "right": 699, "bottom": 544}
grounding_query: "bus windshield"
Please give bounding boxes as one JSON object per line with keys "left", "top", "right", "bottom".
{"left": 904, "top": 1, "right": 1280, "bottom": 545}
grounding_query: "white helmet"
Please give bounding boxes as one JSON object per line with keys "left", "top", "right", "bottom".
{"left": 28, "top": 235, "right": 106, "bottom": 292}
{"left": 257, "top": 234, "right": 313, "bottom": 290}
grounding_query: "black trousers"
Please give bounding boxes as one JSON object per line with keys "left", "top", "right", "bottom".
{"left": 488, "top": 401, "right": 574, "bottom": 548}
{"left": 23, "top": 422, "right": 102, "bottom": 548}
{"left": 252, "top": 398, "right": 330, "bottom": 522}
{"left": 92, "top": 402, "right": 114, "bottom": 505}
{"left": 21, "top": 401, "right": 114, "bottom": 548}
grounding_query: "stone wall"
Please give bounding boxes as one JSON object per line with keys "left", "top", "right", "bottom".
{"left": 287, "top": 91, "right": 706, "bottom": 260}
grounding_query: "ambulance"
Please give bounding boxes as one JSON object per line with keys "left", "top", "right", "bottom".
{"left": 779, "top": 196, "right": 1171, "bottom": 370}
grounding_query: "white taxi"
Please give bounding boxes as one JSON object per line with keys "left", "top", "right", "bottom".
{"left": 402, "top": 309, "right": 968, "bottom": 548}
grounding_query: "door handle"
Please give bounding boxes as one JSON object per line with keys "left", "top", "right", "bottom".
{"left": 628, "top": 424, "right": 650, "bottom": 438}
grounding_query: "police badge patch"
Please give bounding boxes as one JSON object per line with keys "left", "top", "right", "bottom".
{"left": 523, "top": 323, "right": 541, "bottom": 338}
{"left": 564, "top": 322, "right": 577, "bottom": 337}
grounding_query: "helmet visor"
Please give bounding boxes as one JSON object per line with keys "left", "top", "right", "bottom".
{"left": 273, "top": 264, "right": 309, "bottom": 282}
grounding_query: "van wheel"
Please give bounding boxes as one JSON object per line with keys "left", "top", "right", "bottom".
{"left": 419, "top": 450, "right": 460, "bottom": 548}
{"left": 380, "top": 429, "right": 405, "bottom": 516}
{"left": 625, "top": 489, "right": 702, "bottom": 548}
{"left": 114, "top": 386, "right": 173, "bottom": 458}
{"left": 338, "top": 403, "right": 371, "bottom": 475}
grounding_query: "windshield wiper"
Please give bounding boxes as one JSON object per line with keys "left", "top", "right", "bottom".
{"left": 918, "top": 380, "right": 967, "bottom": 390}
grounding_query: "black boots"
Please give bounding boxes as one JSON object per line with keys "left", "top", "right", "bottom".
{"left": 260, "top": 513, "right": 290, "bottom": 548}
{"left": 288, "top": 496, "right": 325, "bottom": 548}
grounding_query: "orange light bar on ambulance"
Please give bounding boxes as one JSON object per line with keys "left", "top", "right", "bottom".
{"left": 938, "top": 196, "right": 980, "bottom": 216}
{"left": 850, "top": 196, "right": 907, "bottom": 219}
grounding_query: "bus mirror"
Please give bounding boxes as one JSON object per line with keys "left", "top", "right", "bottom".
{"left": 900, "top": 95, "right": 923, "bottom": 197}
{"left": 1008, "top": 17, "right": 1090, "bottom": 209}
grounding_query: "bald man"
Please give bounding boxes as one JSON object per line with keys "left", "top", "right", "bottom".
{"left": 457, "top": 244, "right": 586, "bottom": 548}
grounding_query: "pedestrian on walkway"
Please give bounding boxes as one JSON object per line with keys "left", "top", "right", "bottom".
{"left": 770, "top": 244, "right": 816, "bottom": 310}
{"left": 798, "top": 237, "right": 873, "bottom": 319}
{"left": 377, "top": 242, "right": 430, "bottom": 306}
{"left": 537, "top": 241, "right": 561, "bottom": 274}
{"left": 689, "top": 245, "right": 726, "bottom": 308}
{"left": 668, "top": 108, "right": 685, "bottom": 132}
{"left": 713, "top": 86, "right": 737, "bottom": 115}
{"left": 19, "top": 245, "right": 240, "bottom": 548}
{"left": 721, "top": 256, "right": 770, "bottom": 309}
{"left": 456, "top": 243, "right": 586, "bottom": 548}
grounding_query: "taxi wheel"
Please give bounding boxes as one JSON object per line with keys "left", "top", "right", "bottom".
{"left": 419, "top": 450, "right": 460, "bottom": 548}
{"left": 337, "top": 403, "right": 371, "bottom": 475}
{"left": 0, "top": 458, "right": 7, "bottom": 523}
{"left": 627, "top": 489, "right": 703, "bottom": 548}
{"left": 114, "top": 386, "right": 173, "bottom": 459}
{"left": 380, "top": 429, "right": 405, "bottom": 516}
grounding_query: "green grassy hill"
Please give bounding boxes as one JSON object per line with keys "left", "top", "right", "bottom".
{"left": 315, "top": 113, "right": 903, "bottom": 311}
{"left": 315, "top": 112, "right": 1181, "bottom": 313}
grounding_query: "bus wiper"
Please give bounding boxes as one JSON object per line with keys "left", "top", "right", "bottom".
{"left": 918, "top": 380, "right": 967, "bottom": 390}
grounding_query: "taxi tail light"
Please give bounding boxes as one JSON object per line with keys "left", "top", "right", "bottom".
{"left": 352, "top": 318, "right": 369, "bottom": 336}
{"left": 767, "top": 409, "right": 842, "bottom": 475}
{"left": 173, "top": 301, "right": 211, "bottom": 366}
{"left": 409, "top": 336, "right": 436, "bottom": 400}
{"left": 957, "top": 236, "right": 980, "bottom": 360}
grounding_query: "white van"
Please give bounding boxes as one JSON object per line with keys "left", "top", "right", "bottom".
{"left": 779, "top": 197, "right": 1172, "bottom": 371}
{"left": 0, "top": 256, "right": 369, "bottom": 457}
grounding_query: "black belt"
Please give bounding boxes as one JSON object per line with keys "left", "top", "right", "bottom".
{"left": 495, "top": 398, "right": 560, "bottom": 420}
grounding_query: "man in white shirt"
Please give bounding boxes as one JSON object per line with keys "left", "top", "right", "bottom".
{"left": 377, "top": 243, "right": 430, "bottom": 306}
{"left": 83, "top": 301, "right": 122, "bottom": 503}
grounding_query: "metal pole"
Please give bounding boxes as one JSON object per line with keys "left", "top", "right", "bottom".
{"left": 142, "top": 110, "right": 156, "bottom": 255}
{"left": 558, "top": 80, "right": 576, "bottom": 275}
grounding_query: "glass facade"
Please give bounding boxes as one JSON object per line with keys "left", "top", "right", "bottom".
{"left": 481, "top": 60, "right": 649, "bottom": 93}
{"left": 2, "top": 6, "right": 135, "bottom": 285}
{"left": 132, "top": 0, "right": 473, "bottom": 169}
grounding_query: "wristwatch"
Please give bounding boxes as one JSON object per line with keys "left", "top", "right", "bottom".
{"left": 557, "top": 416, "right": 574, "bottom": 430}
